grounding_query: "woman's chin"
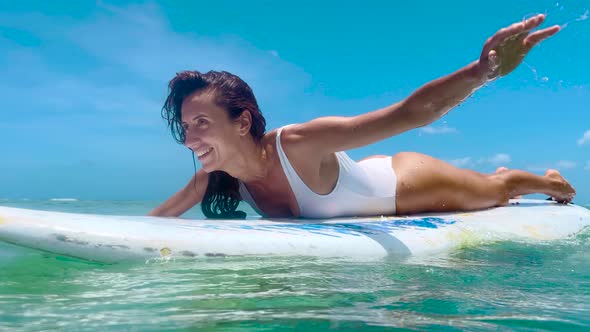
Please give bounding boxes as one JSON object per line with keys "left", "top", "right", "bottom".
{"left": 200, "top": 161, "right": 220, "bottom": 173}
{"left": 201, "top": 164, "right": 214, "bottom": 172}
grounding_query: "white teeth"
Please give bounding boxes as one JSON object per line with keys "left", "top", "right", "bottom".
{"left": 196, "top": 147, "right": 213, "bottom": 158}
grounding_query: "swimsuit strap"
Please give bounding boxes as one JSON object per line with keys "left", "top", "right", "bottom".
{"left": 275, "top": 125, "right": 314, "bottom": 214}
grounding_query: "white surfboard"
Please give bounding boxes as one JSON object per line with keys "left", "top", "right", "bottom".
{"left": 0, "top": 199, "right": 588, "bottom": 263}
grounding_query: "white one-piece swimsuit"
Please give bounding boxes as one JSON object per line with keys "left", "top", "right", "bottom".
{"left": 239, "top": 125, "right": 398, "bottom": 218}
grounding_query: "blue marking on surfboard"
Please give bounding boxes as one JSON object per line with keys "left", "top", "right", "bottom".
{"left": 193, "top": 217, "right": 457, "bottom": 237}
{"left": 246, "top": 217, "right": 457, "bottom": 237}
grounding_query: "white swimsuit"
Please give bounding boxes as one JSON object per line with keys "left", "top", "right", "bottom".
{"left": 239, "top": 126, "right": 398, "bottom": 218}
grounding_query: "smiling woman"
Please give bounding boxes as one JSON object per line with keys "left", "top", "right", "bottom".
{"left": 160, "top": 71, "right": 267, "bottom": 218}
{"left": 149, "top": 14, "right": 576, "bottom": 220}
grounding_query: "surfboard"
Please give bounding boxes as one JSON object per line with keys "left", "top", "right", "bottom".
{"left": 0, "top": 199, "right": 588, "bottom": 263}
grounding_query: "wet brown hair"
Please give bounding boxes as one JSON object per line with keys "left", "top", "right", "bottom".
{"left": 162, "top": 70, "right": 266, "bottom": 218}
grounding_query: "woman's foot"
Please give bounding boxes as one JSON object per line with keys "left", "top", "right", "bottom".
{"left": 544, "top": 169, "right": 576, "bottom": 203}
{"left": 495, "top": 167, "right": 523, "bottom": 199}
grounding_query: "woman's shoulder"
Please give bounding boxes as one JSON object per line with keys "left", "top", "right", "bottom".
{"left": 261, "top": 124, "right": 296, "bottom": 145}
{"left": 259, "top": 125, "right": 302, "bottom": 156}
{"left": 264, "top": 123, "right": 329, "bottom": 163}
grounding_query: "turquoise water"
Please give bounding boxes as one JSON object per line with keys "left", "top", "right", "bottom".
{"left": 1, "top": 200, "right": 590, "bottom": 331}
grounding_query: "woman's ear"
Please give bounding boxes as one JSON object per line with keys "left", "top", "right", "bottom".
{"left": 237, "top": 110, "right": 253, "bottom": 136}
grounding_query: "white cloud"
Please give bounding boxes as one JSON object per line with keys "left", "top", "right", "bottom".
{"left": 419, "top": 125, "right": 457, "bottom": 135}
{"left": 526, "top": 166, "right": 549, "bottom": 172}
{"left": 528, "top": 160, "right": 581, "bottom": 172}
{"left": 479, "top": 153, "right": 511, "bottom": 166}
{"left": 448, "top": 157, "right": 473, "bottom": 167}
{"left": 577, "top": 130, "right": 590, "bottom": 146}
{"left": 447, "top": 153, "right": 511, "bottom": 168}
{"left": 0, "top": 3, "right": 313, "bottom": 117}
{"left": 556, "top": 160, "right": 577, "bottom": 169}
{"left": 62, "top": 3, "right": 312, "bottom": 106}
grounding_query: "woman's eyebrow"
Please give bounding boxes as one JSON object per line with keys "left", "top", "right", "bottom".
{"left": 182, "top": 114, "right": 206, "bottom": 124}
{"left": 192, "top": 114, "right": 206, "bottom": 120}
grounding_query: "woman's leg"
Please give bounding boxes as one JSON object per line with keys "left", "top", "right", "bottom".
{"left": 495, "top": 166, "right": 522, "bottom": 198}
{"left": 392, "top": 152, "right": 576, "bottom": 215}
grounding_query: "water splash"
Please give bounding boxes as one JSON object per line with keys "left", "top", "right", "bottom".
{"left": 576, "top": 9, "right": 589, "bottom": 22}
{"left": 520, "top": 5, "right": 588, "bottom": 83}
{"left": 522, "top": 61, "right": 540, "bottom": 81}
{"left": 555, "top": 6, "right": 588, "bottom": 30}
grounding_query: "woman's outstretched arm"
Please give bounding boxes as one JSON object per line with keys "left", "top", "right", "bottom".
{"left": 286, "top": 14, "right": 559, "bottom": 154}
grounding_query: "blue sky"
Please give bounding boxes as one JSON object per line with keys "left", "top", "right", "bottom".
{"left": 0, "top": 0, "right": 589, "bottom": 203}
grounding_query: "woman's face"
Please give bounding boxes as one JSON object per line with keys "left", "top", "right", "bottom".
{"left": 181, "top": 91, "right": 243, "bottom": 172}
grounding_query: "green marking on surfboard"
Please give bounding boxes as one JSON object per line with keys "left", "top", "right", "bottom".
{"left": 160, "top": 247, "right": 172, "bottom": 257}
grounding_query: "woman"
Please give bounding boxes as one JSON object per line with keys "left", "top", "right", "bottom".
{"left": 150, "top": 14, "right": 575, "bottom": 219}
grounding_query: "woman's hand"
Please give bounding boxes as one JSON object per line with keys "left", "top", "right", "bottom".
{"left": 475, "top": 14, "right": 560, "bottom": 81}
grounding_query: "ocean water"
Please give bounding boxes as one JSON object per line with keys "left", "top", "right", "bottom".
{"left": 1, "top": 199, "right": 589, "bottom": 331}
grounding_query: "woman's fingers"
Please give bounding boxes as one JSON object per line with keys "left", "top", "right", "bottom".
{"left": 483, "top": 23, "right": 526, "bottom": 55}
{"left": 482, "top": 14, "right": 546, "bottom": 56}
{"left": 522, "top": 14, "right": 546, "bottom": 31}
{"left": 479, "top": 14, "right": 559, "bottom": 78}
{"left": 524, "top": 25, "right": 560, "bottom": 50}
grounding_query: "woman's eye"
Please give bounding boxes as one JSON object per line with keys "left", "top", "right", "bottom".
{"left": 197, "top": 119, "right": 207, "bottom": 125}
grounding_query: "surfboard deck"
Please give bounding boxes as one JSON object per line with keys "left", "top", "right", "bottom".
{"left": 0, "top": 199, "right": 588, "bottom": 263}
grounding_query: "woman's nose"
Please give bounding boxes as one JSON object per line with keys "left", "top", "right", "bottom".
{"left": 184, "top": 129, "right": 200, "bottom": 145}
